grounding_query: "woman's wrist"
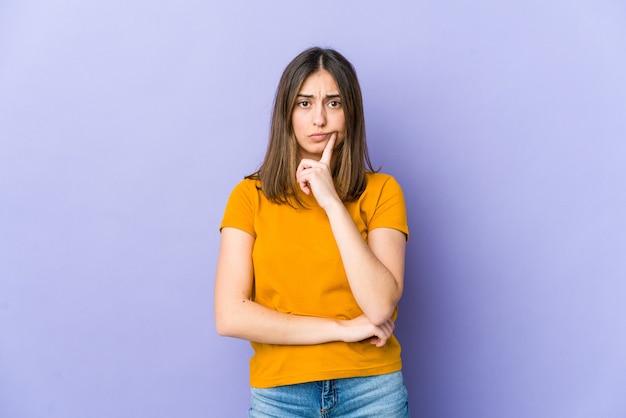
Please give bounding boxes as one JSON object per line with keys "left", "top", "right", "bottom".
{"left": 321, "top": 195, "right": 344, "bottom": 214}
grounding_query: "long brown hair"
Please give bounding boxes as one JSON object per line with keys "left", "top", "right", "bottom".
{"left": 249, "top": 47, "right": 376, "bottom": 206}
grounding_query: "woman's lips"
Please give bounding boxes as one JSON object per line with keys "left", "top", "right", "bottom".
{"left": 309, "top": 133, "right": 329, "bottom": 142}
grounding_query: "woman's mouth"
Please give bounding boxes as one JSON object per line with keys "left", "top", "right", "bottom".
{"left": 309, "top": 132, "right": 329, "bottom": 142}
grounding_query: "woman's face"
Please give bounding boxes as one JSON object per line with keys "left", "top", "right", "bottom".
{"left": 292, "top": 69, "right": 346, "bottom": 161}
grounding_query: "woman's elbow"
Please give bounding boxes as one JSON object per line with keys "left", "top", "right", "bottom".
{"left": 215, "top": 314, "right": 232, "bottom": 337}
{"left": 369, "top": 289, "right": 403, "bottom": 325}
{"left": 366, "top": 304, "right": 397, "bottom": 326}
{"left": 215, "top": 322, "right": 228, "bottom": 337}
{"left": 214, "top": 303, "right": 240, "bottom": 337}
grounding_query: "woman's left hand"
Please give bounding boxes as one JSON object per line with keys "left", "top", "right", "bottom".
{"left": 296, "top": 133, "right": 341, "bottom": 209}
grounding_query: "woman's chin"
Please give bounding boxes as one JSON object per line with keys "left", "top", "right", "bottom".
{"left": 298, "top": 146, "right": 323, "bottom": 160}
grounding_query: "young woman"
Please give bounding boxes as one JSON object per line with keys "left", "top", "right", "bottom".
{"left": 215, "top": 47, "right": 410, "bottom": 417}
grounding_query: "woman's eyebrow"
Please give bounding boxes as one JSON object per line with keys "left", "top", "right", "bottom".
{"left": 296, "top": 93, "right": 341, "bottom": 98}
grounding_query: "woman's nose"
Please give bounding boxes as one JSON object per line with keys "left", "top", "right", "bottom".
{"left": 312, "top": 104, "right": 326, "bottom": 126}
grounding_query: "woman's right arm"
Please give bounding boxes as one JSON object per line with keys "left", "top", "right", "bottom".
{"left": 214, "top": 227, "right": 395, "bottom": 346}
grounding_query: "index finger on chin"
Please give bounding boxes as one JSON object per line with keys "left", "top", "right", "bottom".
{"left": 319, "top": 132, "right": 337, "bottom": 164}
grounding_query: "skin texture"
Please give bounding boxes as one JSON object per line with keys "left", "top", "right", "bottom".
{"left": 214, "top": 70, "right": 406, "bottom": 347}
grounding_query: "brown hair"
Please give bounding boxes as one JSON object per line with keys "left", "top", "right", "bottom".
{"left": 248, "top": 47, "right": 376, "bottom": 206}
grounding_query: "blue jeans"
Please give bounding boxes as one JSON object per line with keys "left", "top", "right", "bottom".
{"left": 249, "top": 371, "right": 410, "bottom": 417}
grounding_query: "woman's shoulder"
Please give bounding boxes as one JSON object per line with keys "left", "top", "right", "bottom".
{"left": 365, "top": 172, "right": 403, "bottom": 191}
{"left": 230, "top": 176, "right": 262, "bottom": 193}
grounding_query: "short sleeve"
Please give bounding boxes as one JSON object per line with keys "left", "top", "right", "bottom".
{"left": 219, "top": 179, "right": 258, "bottom": 237}
{"left": 368, "top": 175, "right": 409, "bottom": 240}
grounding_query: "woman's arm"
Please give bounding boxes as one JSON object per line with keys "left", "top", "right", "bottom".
{"left": 325, "top": 207, "right": 406, "bottom": 325}
{"left": 296, "top": 136, "right": 407, "bottom": 325}
{"left": 214, "top": 227, "right": 395, "bottom": 346}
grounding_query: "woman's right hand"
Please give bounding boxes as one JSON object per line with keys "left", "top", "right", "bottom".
{"left": 339, "top": 315, "right": 395, "bottom": 348}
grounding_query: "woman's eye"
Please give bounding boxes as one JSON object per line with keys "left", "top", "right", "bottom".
{"left": 298, "top": 101, "right": 310, "bottom": 108}
{"left": 329, "top": 101, "right": 342, "bottom": 108}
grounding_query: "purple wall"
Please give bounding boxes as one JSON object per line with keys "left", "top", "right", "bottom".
{"left": 1, "top": 1, "right": 625, "bottom": 417}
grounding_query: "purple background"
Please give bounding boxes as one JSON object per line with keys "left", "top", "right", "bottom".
{"left": 1, "top": 1, "right": 625, "bottom": 417}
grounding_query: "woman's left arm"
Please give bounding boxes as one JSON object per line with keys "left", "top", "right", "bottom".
{"left": 325, "top": 202, "right": 406, "bottom": 325}
{"left": 297, "top": 135, "right": 406, "bottom": 325}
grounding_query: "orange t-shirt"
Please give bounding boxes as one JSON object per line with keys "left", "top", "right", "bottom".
{"left": 220, "top": 172, "right": 409, "bottom": 388}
